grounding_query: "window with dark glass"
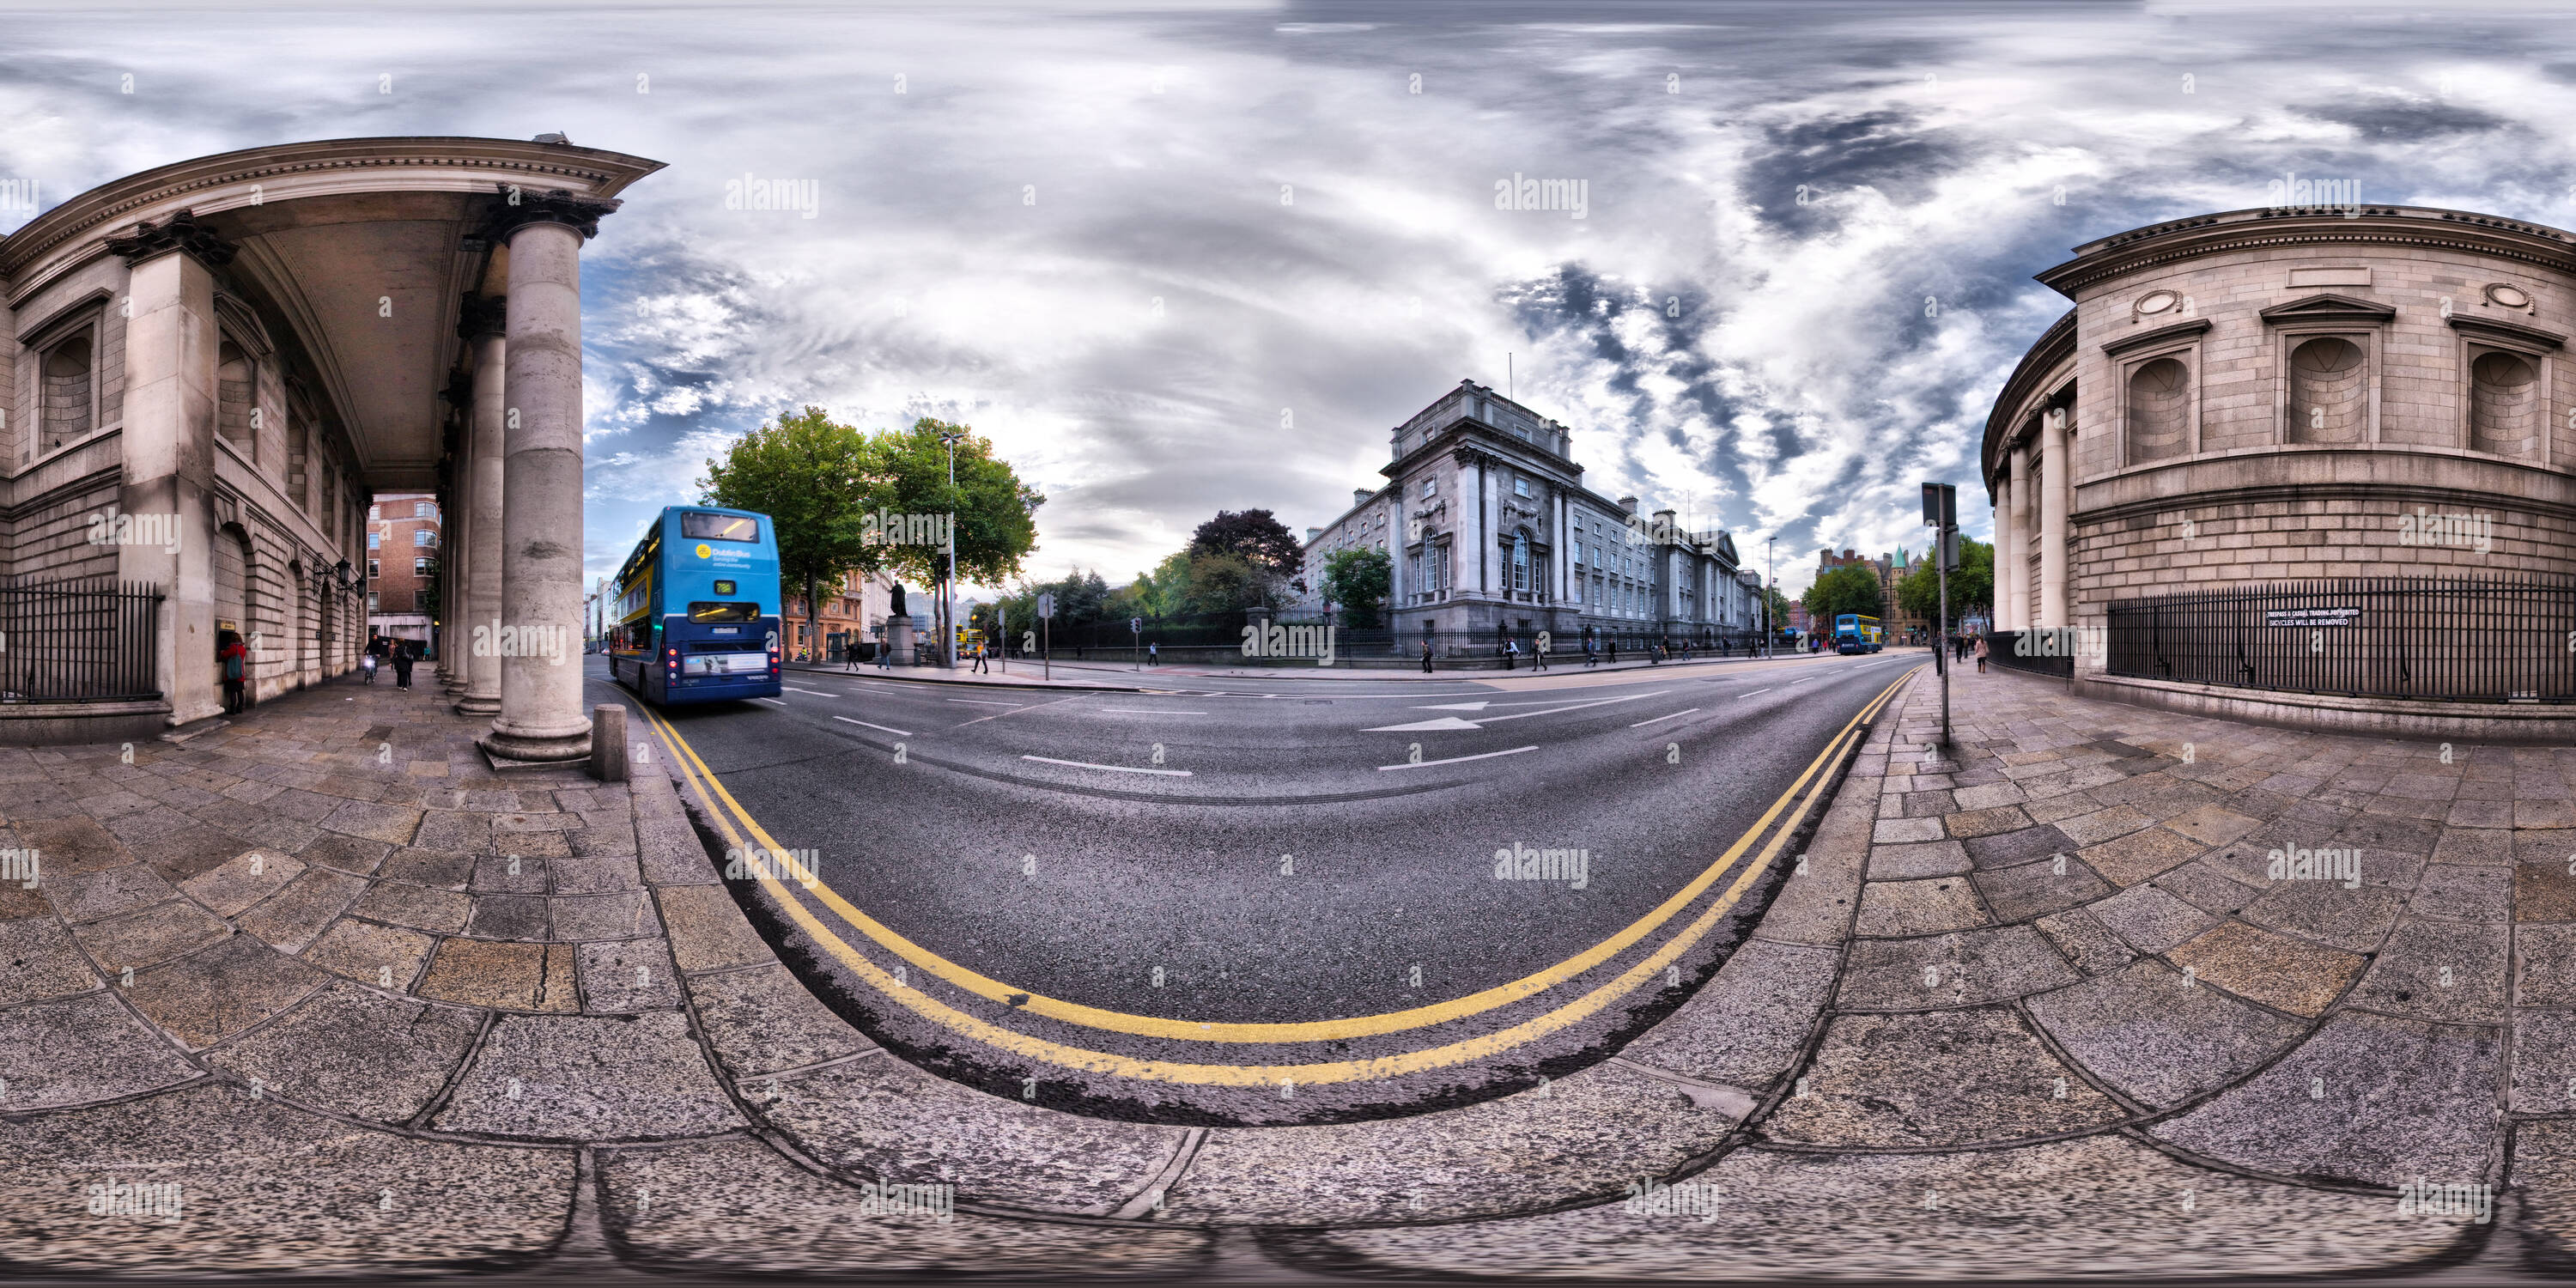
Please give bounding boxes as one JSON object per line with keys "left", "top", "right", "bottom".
{"left": 681, "top": 512, "right": 760, "bottom": 542}
{"left": 690, "top": 602, "right": 761, "bottom": 623}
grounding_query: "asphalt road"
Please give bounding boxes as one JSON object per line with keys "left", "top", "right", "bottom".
{"left": 600, "top": 649, "right": 1919, "bottom": 1125}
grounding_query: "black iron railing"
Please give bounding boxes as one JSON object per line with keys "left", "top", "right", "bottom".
{"left": 2106, "top": 577, "right": 2576, "bottom": 702}
{"left": 1990, "top": 629, "right": 2075, "bottom": 678}
{"left": 0, "top": 578, "right": 163, "bottom": 702}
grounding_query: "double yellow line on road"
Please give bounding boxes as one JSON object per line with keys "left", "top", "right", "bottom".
{"left": 637, "top": 665, "right": 1914, "bottom": 1085}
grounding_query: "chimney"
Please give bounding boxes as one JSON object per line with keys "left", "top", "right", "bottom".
{"left": 1618, "top": 496, "right": 1638, "bottom": 514}
{"left": 1354, "top": 489, "right": 1373, "bottom": 508}
{"left": 1305, "top": 527, "right": 1323, "bottom": 543}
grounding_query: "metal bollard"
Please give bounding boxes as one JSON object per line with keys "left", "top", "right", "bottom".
{"left": 590, "top": 704, "right": 629, "bottom": 782}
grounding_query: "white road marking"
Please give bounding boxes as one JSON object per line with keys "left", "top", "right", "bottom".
{"left": 1377, "top": 745, "right": 1539, "bottom": 771}
{"left": 1099, "top": 708, "right": 1208, "bottom": 715}
{"left": 833, "top": 715, "right": 914, "bottom": 737}
{"left": 785, "top": 686, "right": 838, "bottom": 697}
{"left": 1368, "top": 690, "right": 1667, "bottom": 732}
{"left": 1629, "top": 708, "right": 1701, "bottom": 728}
{"left": 1021, "top": 755, "right": 1193, "bottom": 777}
{"left": 1741, "top": 688, "right": 1772, "bottom": 696}
{"left": 1365, "top": 715, "right": 1486, "bottom": 732}
{"left": 1413, "top": 701, "right": 1491, "bottom": 711}
{"left": 948, "top": 698, "right": 1024, "bottom": 707}
{"left": 753, "top": 697, "right": 788, "bottom": 707}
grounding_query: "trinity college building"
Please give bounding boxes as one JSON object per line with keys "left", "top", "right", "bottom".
{"left": 1295, "top": 380, "right": 1763, "bottom": 653}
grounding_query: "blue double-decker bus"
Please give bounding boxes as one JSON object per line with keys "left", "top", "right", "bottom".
{"left": 606, "top": 506, "right": 783, "bottom": 705}
{"left": 1833, "top": 612, "right": 1883, "bottom": 654}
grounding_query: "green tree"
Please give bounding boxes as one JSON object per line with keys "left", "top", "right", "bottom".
{"left": 1803, "top": 563, "right": 1883, "bottom": 623}
{"left": 1763, "top": 586, "right": 1795, "bottom": 636}
{"left": 1178, "top": 549, "right": 1283, "bottom": 616}
{"left": 1130, "top": 550, "right": 1194, "bottom": 619}
{"left": 866, "top": 417, "right": 1047, "bottom": 655}
{"left": 698, "top": 406, "right": 877, "bottom": 653}
{"left": 1896, "top": 537, "right": 1994, "bottom": 627}
{"left": 1188, "top": 509, "right": 1302, "bottom": 579}
{"left": 1321, "top": 547, "right": 1392, "bottom": 628}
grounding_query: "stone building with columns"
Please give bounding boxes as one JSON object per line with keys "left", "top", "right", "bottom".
{"left": 1296, "top": 380, "right": 1761, "bottom": 653}
{"left": 1984, "top": 204, "right": 2576, "bottom": 736}
{"left": 0, "top": 136, "right": 658, "bottom": 752}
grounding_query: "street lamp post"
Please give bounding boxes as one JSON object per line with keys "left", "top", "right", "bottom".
{"left": 1764, "top": 537, "right": 1775, "bottom": 659}
{"left": 939, "top": 429, "right": 964, "bottom": 669}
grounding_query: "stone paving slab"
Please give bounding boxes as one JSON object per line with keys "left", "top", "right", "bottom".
{"left": 1288, "top": 1133, "right": 2476, "bottom": 1280}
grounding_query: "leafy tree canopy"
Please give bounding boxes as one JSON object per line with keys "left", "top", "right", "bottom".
{"left": 1321, "top": 547, "right": 1392, "bottom": 629}
{"left": 1188, "top": 509, "right": 1302, "bottom": 580}
{"left": 1802, "top": 563, "right": 1884, "bottom": 622}
{"left": 1896, "top": 536, "right": 1994, "bottom": 625}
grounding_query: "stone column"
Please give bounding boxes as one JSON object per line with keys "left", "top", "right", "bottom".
{"left": 455, "top": 301, "right": 506, "bottom": 715}
{"left": 107, "top": 211, "right": 231, "bottom": 726}
{"left": 2038, "top": 414, "right": 2069, "bottom": 629}
{"left": 1993, "top": 462, "right": 2017, "bottom": 631}
{"left": 2008, "top": 441, "right": 2033, "bottom": 631}
{"left": 480, "top": 192, "right": 618, "bottom": 761}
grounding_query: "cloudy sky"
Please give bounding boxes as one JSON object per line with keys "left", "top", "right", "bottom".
{"left": 9, "top": 0, "right": 2576, "bottom": 595}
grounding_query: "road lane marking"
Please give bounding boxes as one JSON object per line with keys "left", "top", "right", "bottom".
{"left": 1099, "top": 708, "right": 1209, "bottom": 715}
{"left": 948, "top": 698, "right": 1024, "bottom": 707}
{"left": 834, "top": 715, "right": 913, "bottom": 737}
{"left": 1629, "top": 708, "right": 1701, "bottom": 728}
{"left": 641, "top": 666, "right": 1917, "bottom": 1060}
{"left": 1741, "top": 688, "right": 1771, "bottom": 696}
{"left": 1366, "top": 690, "right": 1667, "bottom": 732}
{"left": 1021, "top": 755, "right": 1193, "bottom": 777}
{"left": 647, "top": 690, "right": 1886, "bottom": 1086}
{"left": 785, "top": 686, "right": 839, "bottom": 697}
{"left": 753, "top": 697, "right": 787, "bottom": 707}
{"left": 956, "top": 694, "right": 1087, "bottom": 726}
{"left": 1376, "top": 744, "right": 1538, "bottom": 771}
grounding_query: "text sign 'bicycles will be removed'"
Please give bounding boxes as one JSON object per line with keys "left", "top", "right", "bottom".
{"left": 2264, "top": 607, "right": 2363, "bottom": 628}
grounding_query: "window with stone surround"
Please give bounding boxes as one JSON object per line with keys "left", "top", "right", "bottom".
{"left": 2469, "top": 348, "right": 2541, "bottom": 459}
{"left": 39, "top": 329, "right": 96, "bottom": 453}
{"left": 2123, "top": 357, "right": 2190, "bottom": 464}
{"left": 2287, "top": 336, "right": 2366, "bottom": 444}
{"left": 218, "top": 339, "right": 257, "bottom": 458}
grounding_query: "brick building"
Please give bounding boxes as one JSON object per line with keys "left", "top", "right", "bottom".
{"left": 366, "top": 491, "right": 440, "bottom": 653}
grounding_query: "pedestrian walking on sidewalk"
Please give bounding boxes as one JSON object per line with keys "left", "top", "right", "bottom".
{"left": 1973, "top": 632, "right": 1989, "bottom": 673}
{"left": 1146, "top": 641, "right": 1158, "bottom": 667}
{"left": 1583, "top": 639, "right": 1599, "bottom": 667}
{"left": 971, "top": 641, "right": 990, "bottom": 674}
{"left": 1420, "top": 640, "right": 1435, "bottom": 673}
{"left": 391, "top": 641, "right": 416, "bottom": 691}
{"left": 1534, "top": 637, "right": 1549, "bottom": 670}
{"left": 217, "top": 630, "right": 249, "bottom": 714}
{"left": 1607, "top": 638, "right": 1618, "bottom": 665}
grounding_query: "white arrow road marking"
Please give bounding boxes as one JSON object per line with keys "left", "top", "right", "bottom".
{"left": 1368, "top": 690, "right": 1666, "bottom": 732}
{"left": 1099, "top": 708, "right": 1208, "bottom": 715}
{"left": 1413, "top": 701, "right": 1491, "bottom": 711}
{"left": 1377, "top": 745, "right": 1538, "bottom": 771}
{"left": 753, "top": 697, "right": 787, "bottom": 707}
{"left": 1364, "top": 716, "right": 1486, "bottom": 732}
{"left": 1022, "top": 755, "right": 1192, "bottom": 777}
{"left": 833, "top": 715, "right": 913, "bottom": 737}
{"left": 785, "top": 686, "right": 838, "bottom": 696}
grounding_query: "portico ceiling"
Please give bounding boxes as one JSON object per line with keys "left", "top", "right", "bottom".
{"left": 0, "top": 137, "right": 664, "bottom": 489}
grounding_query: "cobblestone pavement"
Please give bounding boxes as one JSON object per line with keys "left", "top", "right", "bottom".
{"left": 1, "top": 664, "right": 2569, "bottom": 1279}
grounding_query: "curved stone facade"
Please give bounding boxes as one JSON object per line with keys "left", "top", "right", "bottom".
{"left": 1982, "top": 205, "right": 2576, "bottom": 735}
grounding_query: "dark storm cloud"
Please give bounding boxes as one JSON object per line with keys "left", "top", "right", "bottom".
{"left": 2297, "top": 96, "right": 2513, "bottom": 142}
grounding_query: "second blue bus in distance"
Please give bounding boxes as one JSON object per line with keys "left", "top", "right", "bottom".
{"left": 606, "top": 506, "right": 784, "bottom": 705}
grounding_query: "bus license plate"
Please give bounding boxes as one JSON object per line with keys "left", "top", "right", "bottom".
{"left": 684, "top": 653, "right": 765, "bottom": 676}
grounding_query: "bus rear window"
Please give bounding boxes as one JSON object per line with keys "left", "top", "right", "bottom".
{"left": 689, "top": 602, "right": 761, "bottom": 623}
{"left": 681, "top": 512, "right": 760, "bottom": 543}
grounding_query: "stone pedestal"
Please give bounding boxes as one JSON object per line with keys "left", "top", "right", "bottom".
{"left": 886, "top": 618, "right": 916, "bottom": 665}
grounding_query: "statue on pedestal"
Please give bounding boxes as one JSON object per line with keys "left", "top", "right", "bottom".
{"left": 890, "top": 581, "right": 908, "bottom": 618}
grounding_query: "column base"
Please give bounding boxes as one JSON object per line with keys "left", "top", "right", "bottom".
{"left": 479, "top": 722, "right": 591, "bottom": 763}
{"left": 454, "top": 694, "right": 502, "bottom": 716}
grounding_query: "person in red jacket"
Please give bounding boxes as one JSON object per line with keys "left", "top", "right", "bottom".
{"left": 216, "top": 630, "right": 249, "bottom": 714}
